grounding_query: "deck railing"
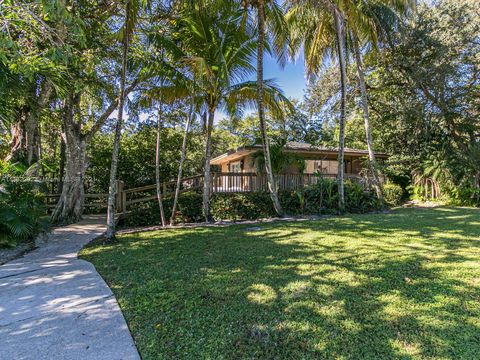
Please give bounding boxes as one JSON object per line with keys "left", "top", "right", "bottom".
{"left": 46, "top": 172, "right": 378, "bottom": 215}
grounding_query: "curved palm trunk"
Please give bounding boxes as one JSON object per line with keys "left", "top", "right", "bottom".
{"left": 170, "top": 101, "right": 193, "bottom": 225}
{"left": 334, "top": 9, "right": 346, "bottom": 213}
{"left": 106, "top": 4, "right": 130, "bottom": 240}
{"left": 352, "top": 35, "right": 384, "bottom": 203}
{"left": 202, "top": 108, "right": 215, "bottom": 222}
{"left": 155, "top": 103, "right": 166, "bottom": 227}
{"left": 257, "top": 1, "right": 283, "bottom": 216}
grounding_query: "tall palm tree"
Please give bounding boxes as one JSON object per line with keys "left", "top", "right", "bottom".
{"left": 348, "top": 0, "right": 415, "bottom": 204}
{"left": 286, "top": 0, "right": 348, "bottom": 212}
{"left": 286, "top": 0, "right": 413, "bottom": 211}
{"left": 169, "top": 0, "right": 291, "bottom": 222}
{"left": 106, "top": 0, "right": 146, "bottom": 240}
{"left": 170, "top": 88, "right": 197, "bottom": 225}
{"left": 242, "top": 0, "right": 291, "bottom": 216}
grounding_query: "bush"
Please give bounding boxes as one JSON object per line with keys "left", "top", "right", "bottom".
{"left": 121, "top": 192, "right": 204, "bottom": 227}
{"left": 0, "top": 162, "right": 48, "bottom": 248}
{"left": 123, "top": 179, "right": 383, "bottom": 227}
{"left": 383, "top": 183, "right": 404, "bottom": 206}
{"left": 210, "top": 193, "right": 275, "bottom": 221}
{"left": 446, "top": 186, "right": 480, "bottom": 207}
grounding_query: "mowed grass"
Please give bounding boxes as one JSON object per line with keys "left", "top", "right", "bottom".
{"left": 80, "top": 207, "right": 480, "bottom": 359}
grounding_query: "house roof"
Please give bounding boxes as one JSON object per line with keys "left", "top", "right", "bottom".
{"left": 210, "top": 141, "right": 388, "bottom": 165}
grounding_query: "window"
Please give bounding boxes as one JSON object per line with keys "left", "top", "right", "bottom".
{"left": 229, "top": 161, "right": 242, "bottom": 173}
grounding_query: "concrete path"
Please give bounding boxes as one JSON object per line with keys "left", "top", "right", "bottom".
{"left": 0, "top": 216, "right": 140, "bottom": 360}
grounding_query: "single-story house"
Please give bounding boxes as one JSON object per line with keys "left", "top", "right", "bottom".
{"left": 211, "top": 141, "right": 388, "bottom": 175}
{"left": 208, "top": 141, "right": 388, "bottom": 192}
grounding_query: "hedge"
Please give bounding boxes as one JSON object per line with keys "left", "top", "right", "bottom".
{"left": 121, "top": 178, "right": 382, "bottom": 227}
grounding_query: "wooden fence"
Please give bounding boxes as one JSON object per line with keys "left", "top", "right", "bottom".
{"left": 46, "top": 172, "right": 372, "bottom": 215}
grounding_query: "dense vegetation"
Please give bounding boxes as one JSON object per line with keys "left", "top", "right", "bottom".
{"left": 81, "top": 207, "right": 480, "bottom": 359}
{"left": 123, "top": 178, "right": 381, "bottom": 227}
{"left": 1, "top": 0, "right": 478, "bottom": 242}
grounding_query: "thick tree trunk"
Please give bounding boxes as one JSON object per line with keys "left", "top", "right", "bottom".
{"left": 6, "top": 108, "right": 28, "bottom": 163}
{"left": 51, "top": 95, "right": 86, "bottom": 224}
{"left": 257, "top": 2, "right": 283, "bottom": 216}
{"left": 58, "top": 134, "right": 66, "bottom": 193}
{"left": 334, "top": 10, "right": 346, "bottom": 213}
{"left": 106, "top": 4, "right": 130, "bottom": 240}
{"left": 352, "top": 35, "right": 384, "bottom": 204}
{"left": 202, "top": 108, "right": 215, "bottom": 222}
{"left": 155, "top": 103, "right": 166, "bottom": 227}
{"left": 170, "top": 101, "right": 193, "bottom": 225}
{"left": 6, "top": 80, "right": 52, "bottom": 165}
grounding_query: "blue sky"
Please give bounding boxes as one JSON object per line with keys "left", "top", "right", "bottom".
{"left": 263, "top": 53, "right": 306, "bottom": 102}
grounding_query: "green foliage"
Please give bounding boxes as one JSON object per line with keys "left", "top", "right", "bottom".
{"left": 122, "top": 192, "right": 204, "bottom": 228}
{"left": 382, "top": 183, "right": 404, "bottom": 206}
{"left": 81, "top": 207, "right": 480, "bottom": 359}
{"left": 124, "top": 178, "right": 381, "bottom": 227}
{"left": 281, "top": 178, "right": 380, "bottom": 215}
{"left": 210, "top": 193, "right": 275, "bottom": 221}
{"left": 0, "top": 161, "right": 48, "bottom": 248}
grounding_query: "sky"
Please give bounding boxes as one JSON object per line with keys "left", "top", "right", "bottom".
{"left": 263, "top": 53, "right": 307, "bottom": 102}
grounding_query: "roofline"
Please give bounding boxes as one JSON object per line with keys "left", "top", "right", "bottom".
{"left": 211, "top": 144, "right": 388, "bottom": 164}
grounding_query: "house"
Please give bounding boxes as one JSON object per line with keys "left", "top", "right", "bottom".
{"left": 209, "top": 141, "right": 388, "bottom": 192}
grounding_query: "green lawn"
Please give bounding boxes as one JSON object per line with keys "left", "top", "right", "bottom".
{"left": 80, "top": 207, "right": 480, "bottom": 359}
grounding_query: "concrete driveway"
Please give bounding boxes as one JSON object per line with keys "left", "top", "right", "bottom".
{"left": 0, "top": 216, "right": 140, "bottom": 360}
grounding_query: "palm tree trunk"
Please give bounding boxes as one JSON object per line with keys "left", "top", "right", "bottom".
{"left": 352, "top": 35, "right": 384, "bottom": 203}
{"left": 257, "top": 1, "right": 283, "bottom": 216}
{"left": 106, "top": 3, "right": 130, "bottom": 240}
{"left": 334, "top": 9, "right": 346, "bottom": 213}
{"left": 170, "top": 99, "right": 193, "bottom": 225}
{"left": 202, "top": 107, "right": 214, "bottom": 222}
{"left": 155, "top": 102, "right": 166, "bottom": 227}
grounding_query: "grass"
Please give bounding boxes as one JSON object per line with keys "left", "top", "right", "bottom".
{"left": 80, "top": 207, "right": 480, "bottom": 359}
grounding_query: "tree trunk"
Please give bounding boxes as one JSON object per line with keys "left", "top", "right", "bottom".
{"left": 6, "top": 107, "right": 28, "bottom": 163}
{"left": 334, "top": 9, "right": 346, "bottom": 213}
{"left": 155, "top": 102, "right": 166, "bottom": 227}
{"left": 352, "top": 35, "right": 384, "bottom": 204}
{"left": 170, "top": 100, "right": 193, "bottom": 225}
{"left": 58, "top": 133, "right": 66, "bottom": 193}
{"left": 202, "top": 108, "right": 215, "bottom": 222}
{"left": 6, "top": 80, "right": 52, "bottom": 165}
{"left": 51, "top": 95, "right": 86, "bottom": 224}
{"left": 257, "top": 1, "right": 283, "bottom": 216}
{"left": 106, "top": 3, "right": 130, "bottom": 240}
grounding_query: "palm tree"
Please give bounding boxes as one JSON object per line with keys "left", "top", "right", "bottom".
{"left": 106, "top": 0, "right": 145, "bottom": 240}
{"left": 169, "top": 0, "right": 291, "bottom": 222}
{"left": 242, "top": 0, "right": 291, "bottom": 216}
{"left": 286, "top": 0, "right": 413, "bottom": 211}
{"left": 286, "top": 1, "right": 348, "bottom": 212}
{"left": 170, "top": 88, "right": 197, "bottom": 225}
{"left": 348, "top": 0, "right": 415, "bottom": 204}
{"left": 155, "top": 95, "right": 167, "bottom": 226}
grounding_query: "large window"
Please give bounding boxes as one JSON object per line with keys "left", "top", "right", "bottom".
{"left": 312, "top": 160, "right": 338, "bottom": 174}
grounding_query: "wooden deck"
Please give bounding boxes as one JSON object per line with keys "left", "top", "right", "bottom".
{"left": 46, "top": 172, "right": 376, "bottom": 214}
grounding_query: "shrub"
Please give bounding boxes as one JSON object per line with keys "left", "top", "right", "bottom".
{"left": 121, "top": 191, "right": 204, "bottom": 227}
{"left": 383, "top": 183, "right": 404, "bottom": 206}
{"left": 123, "top": 179, "right": 383, "bottom": 227}
{"left": 210, "top": 193, "right": 275, "bottom": 221}
{"left": 446, "top": 186, "right": 480, "bottom": 207}
{"left": 0, "top": 162, "right": 48, "bottom": 248}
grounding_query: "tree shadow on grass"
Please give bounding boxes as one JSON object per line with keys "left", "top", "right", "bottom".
{"left": 81, "top": 207, "right": 480, "bottom": 359}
